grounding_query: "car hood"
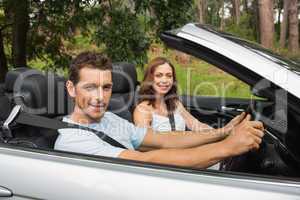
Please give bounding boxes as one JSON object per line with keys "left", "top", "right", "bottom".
{"left": 164, "top": 23, "right": 300, "bottom": 101}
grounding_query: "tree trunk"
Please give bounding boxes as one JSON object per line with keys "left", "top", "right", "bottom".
{"left": 279, "top": 0, "right": 289, "bottom": 48}
{"left": 288, "top": 0, "right": 299, "bottom": 53}
{"left": 196, "top": 0, "right": 206, "bottom": 24}
{"left": 258, "top": 0, "right": 274, "bottom": 49}
{"left": 220, "top": 0, "right": 225, "bottom": 30}
{"left": 11, "top": 0, "right": 29, "bottom": 67}
{"left": 232, "top": 0, "right": 241, "bottom": 25}
{"left": 253, "top": 0, "right": 260, "bottom": 42}
{"left": 276, "top": 0, "right": 282, "bottom": 26}
{"left": 244, "top": 0, "right": 249, "bottom": 13}
{"left": 0, "top": 30, "right": 8, "bottom": 83}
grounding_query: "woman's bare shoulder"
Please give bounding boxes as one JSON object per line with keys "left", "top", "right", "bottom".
{"left": 134, "top": 101, "right": 154, "bottom": 114}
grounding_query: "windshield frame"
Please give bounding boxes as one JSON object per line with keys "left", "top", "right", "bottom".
{"left": 196, "top": 24, "right": 300, "bottom": 75}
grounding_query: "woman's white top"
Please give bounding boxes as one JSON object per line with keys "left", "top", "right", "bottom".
{"left": 151, "top": 111, "right": 186, "bottom": 132}
{"left": 151, "top": 109, "right": 220, "bottom": 170}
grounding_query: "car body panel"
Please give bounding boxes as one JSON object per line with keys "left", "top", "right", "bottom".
{"left": 175, "top": 23, "right": 300, "bottom": 99}
{"left": 0, "top": 146, "right": 300, "bottom": 200}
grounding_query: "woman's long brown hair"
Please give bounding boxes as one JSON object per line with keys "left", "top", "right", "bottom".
{"left": 138, "top": 57, "right": 179, "bottom": 113}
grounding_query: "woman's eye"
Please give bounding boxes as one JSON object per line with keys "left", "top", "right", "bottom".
{"left": 155, "top": 74, "right": 163, "bottom": 78}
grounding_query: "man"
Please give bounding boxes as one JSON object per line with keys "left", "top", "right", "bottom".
{"left": 54, "top": 51, "right": 264, "bottom": 169}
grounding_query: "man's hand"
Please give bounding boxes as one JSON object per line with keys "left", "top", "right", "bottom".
{"left": 221, "top": 114, "right": 265, "bottom": 157}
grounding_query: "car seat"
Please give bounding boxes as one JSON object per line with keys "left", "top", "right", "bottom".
{"left": 1, "top": 63, "right": 139, "bottom": 149}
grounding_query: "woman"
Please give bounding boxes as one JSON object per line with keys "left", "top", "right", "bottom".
{"left": 133, "top": 57, "right": 240, "bottom": 133}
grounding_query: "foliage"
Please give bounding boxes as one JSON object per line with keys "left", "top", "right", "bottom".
{"left": 134, "top": 0, "right": 196, "bottom": 41}
{"left": 225, "top": 13, "right": 257, "bottom": 42}
{"left": 26, "top": 0, "right": 92, "bottom": 70}
{"left": 1, "top": 0, "right": 195, "bottom": 70}
{"left": 93, "top": 2, "right": 150, "bottom": 66}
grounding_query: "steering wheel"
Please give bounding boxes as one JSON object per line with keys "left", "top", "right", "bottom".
{"left": 220, "top": 101, "right": 300, "bottom": 177}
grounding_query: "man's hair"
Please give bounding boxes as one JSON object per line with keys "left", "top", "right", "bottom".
{"left": 69, "top": 51, "right": 112, "bottom": 84}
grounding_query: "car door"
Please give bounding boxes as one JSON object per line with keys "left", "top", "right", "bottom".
{"left": 0, "top": 145, "right": 300, "bottom": 200}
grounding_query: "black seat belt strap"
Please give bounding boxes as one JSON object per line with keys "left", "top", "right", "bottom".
{"left": 15, "top": 111, "right": 127, "bottom": 149}
{"left": 167, "top": 112, "right": 176, "bottom": 131}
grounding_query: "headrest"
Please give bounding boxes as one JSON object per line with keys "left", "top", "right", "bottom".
{"left": 5, "top": 68, "right": 31, "bottom": 92}
{"left": 112, "top": 62, "right": 138, "bottom": 93}
{"left": 108, "top": 96, "right": 132, "bottom": 122}
{"left": 4, "top": 68, "right": 72, "bottom": 116}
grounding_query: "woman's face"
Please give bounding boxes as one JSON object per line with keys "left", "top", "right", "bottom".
{"left": 152, "top": 62, "right": 174, "bottom": 96}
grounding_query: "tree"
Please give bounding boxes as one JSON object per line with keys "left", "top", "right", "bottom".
{"left": 11, "top": 0, "right": 29, "bottom": 67}
{"left": 232, "top": 0, "right": 241, "bottom": 25}
{"left": 94, "top": 1, "right": 150, "bottom": 66}
{"left": 0, "top": 29, "right": 8, "bottom": 82}
{"left": 288, "top": 0, "right": 299, "bottom": 53}
{"left": 134, "top": 0, "right": 195, "bottom": 39}
{"left": 279, "top": 0, "right": 288, "bottom": 48}
{"left": 196, "top": 0, "right": 207, "bottom": 24}
{"left": 243, "top": 0, "right": 249, "bottom": 13}
{"left": 220, "top": 0, "right": 225, "bottom": 30}
{"left": 258, "top": 0, "right": 274, "bottom": 49}
{"left": 0, "top": 0, "right": 10, "bottom": 82}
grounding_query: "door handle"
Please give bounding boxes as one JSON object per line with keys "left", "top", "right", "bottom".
{"left": 0, "top": 186, "right": 12, "bottom": 197}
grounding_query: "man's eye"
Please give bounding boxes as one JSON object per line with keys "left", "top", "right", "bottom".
{"left": 84, "top": 85, "right": 96, "bottom": 91}
{"left": 103, "top": 85, "right": 112, "bottom": 91}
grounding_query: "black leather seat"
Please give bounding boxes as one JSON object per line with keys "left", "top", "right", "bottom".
{"left": 110, "top": 62, "right": 139, "bottom": 122}
{"left": 2, "top": 63, "right": 138, "bottom": 148}
{"left": 3, "top": 68, "right": 69, "bottom": 148}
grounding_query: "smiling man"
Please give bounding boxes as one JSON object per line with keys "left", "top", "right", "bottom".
{"left": 54, "top": 51, "right": 265, "bottom": 169}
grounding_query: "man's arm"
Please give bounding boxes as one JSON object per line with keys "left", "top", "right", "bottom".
{"left": 120, "top": 117, "right": 264, "bottom": 168}
{"left": 120, "top": 141, "right": 230, "bottom": 168}
{"left": 140, "top": 128, "right": 227, "bottom": 150}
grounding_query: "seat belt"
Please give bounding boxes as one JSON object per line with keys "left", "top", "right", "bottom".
{"left": 167, "top": 112, "right": 176, "bottom": 131}
{"left": 2, "top": 105, "right": 127, "bottom": 149}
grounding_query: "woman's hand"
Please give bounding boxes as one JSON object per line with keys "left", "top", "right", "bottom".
{"left": 222, "top": 112, "right": 246, "bottom": 136}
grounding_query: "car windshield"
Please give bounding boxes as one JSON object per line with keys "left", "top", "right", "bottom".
{"left": 196, "top": 24, "right": 300, "bottom": 75}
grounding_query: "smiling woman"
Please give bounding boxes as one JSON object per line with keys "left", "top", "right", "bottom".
{"left": 134, "top": 57, "right": 216, "bottom": 132}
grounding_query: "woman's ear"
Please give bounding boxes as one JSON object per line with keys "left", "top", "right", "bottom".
{"left": 66, "top": 80, "right": 76, "bottom": 98}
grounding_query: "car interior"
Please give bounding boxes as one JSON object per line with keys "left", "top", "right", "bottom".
{"left": 0, "top": 62, "right": 300, "bottom": 179}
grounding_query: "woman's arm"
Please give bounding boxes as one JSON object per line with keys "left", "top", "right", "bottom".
{"left": 133, "top": 102, "right": 153, "bottom": 128}
{"left": 177, "top": 101, "right": 214, "bottom": 131}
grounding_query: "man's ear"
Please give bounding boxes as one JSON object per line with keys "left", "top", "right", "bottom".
{"left": 66, "top": 80, "right": 76, "bottom": 98}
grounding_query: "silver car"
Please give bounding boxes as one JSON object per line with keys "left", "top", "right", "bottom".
{"left": 0, "top": 23, "right": 300, "bottom": 199}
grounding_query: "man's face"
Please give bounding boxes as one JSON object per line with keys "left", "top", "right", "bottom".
{"left": 67, "top": 67, "right": 113, "bottom": 123}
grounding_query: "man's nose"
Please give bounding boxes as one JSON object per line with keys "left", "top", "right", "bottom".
{"left": 93, "top": 87, "right": 104, "bottom": 101}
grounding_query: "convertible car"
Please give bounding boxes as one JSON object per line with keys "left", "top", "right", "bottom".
{"left": 0, "top": 23, "right": 300, "bottom": 199}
